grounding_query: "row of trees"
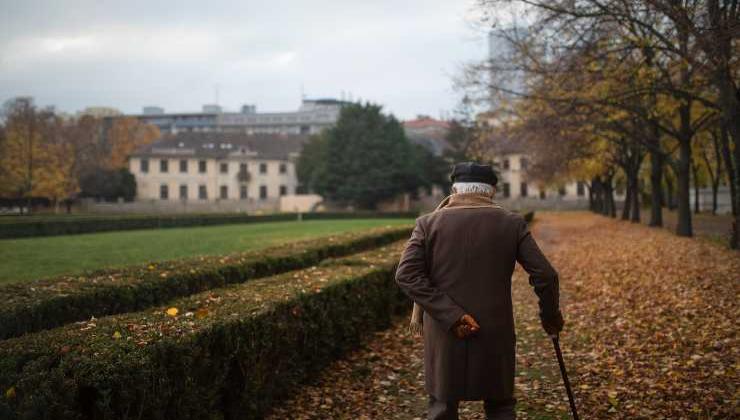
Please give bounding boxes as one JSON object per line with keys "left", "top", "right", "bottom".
{"left": 0, "top": 98, "right": 159, "bottom": 213}
{"left": 465, "top": 0, "right": 739, "bottom": 248}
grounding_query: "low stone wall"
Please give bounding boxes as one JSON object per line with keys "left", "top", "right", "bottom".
{"left": 497, "top": 197, "right": 590, "bottom": 211}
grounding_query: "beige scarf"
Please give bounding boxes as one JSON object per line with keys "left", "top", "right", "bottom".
{"left": 408, "top": 192, "right": 502, "bottom": 337}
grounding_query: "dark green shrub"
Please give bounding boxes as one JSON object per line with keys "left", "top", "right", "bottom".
{"left": 0, "top": 243, "right": 409, "bottom": 419}
{"left": 0, "top": 226, "right": 411, "bottom": 340}
{"left": 0, "top": 211, "right": 418, "bottom": 239}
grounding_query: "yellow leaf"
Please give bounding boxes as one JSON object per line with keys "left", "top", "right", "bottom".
{"left": 112, "top": 331, "right": 122, "bottom": 340}
{"left": 5, "top": 386, "right": 15, "bottom": 399}
{"left": 195, "top": 308, "right": 209, "bottom": 319}
{"left": 166, "top": 307, "right": 179, "bottom": 317}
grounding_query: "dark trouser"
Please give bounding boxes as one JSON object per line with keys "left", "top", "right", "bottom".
{"left": 428, "top": 395, "right": 516, "bottom": 420}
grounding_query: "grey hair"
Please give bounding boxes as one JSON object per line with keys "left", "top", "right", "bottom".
{"left": 452, "top": 182, "right": 495, "bottom": 197}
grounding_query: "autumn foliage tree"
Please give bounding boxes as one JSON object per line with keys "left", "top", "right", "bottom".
{"left": 0, "top": 98, "right": 160, "bottom": 213}
{"left": 465, "top": 0, "right": 739, "bottom": 248}
{"left": 107, "top": 117, "right": 160, "bottom": 169}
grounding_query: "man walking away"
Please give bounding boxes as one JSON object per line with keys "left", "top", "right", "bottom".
{"left": 395, "top": 162, "right": 564, "bottom": 420}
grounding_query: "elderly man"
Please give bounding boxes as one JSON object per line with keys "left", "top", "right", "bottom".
{"left": 395, "top": 162, "right": 564, "bottom": 420}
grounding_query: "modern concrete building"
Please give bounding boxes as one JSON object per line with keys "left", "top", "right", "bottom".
{"left": 130, "top": 98, "right": 346, "bottom": 136}
{"left": 128, "top": 132, "right": 308, "bottom": 212}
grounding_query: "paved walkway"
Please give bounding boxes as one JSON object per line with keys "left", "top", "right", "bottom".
{"left": 268, "top": 212, "right": 739, "bottom": 419}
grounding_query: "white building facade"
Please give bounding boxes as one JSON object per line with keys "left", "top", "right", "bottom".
{"left": 128, "top": 133, "right": 307, "bottom": 212}
{"left": 491, "top": 152, "right": 588, "bottom": 210}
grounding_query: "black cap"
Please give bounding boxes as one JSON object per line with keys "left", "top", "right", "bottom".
{"left": 450, "top": 161, "right": 498, "bottom": 186}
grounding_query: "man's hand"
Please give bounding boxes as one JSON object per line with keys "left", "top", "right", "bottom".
{"left": 541, "top": 310, "right": 565, "bottom": 336}
{"left": 452, "top": 314, "right": 480, "bottom": 339}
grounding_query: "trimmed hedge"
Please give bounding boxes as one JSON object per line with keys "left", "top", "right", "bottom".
{"left": 0, "top": 242, "right": 409, "bottom": 419}
{"left": 0, "top": 225, "right": 412, "bottom": 340}
{"left": 0, "top": 211, "right": 418, "bottom": 239}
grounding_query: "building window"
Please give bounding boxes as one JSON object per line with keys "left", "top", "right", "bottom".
{"left": 160, "top": 159, "right": 169, "bottom": 173}
{"left": 520, "top": 157, "right": 529, "bottom": 170}
{"left": 259, "top": 163, "right": 267, "bottom": 174}
{"left": 259, "top": 185, "right": 267, "bottom": 199}
{"left": 539, "top": 189, "right": 546, "bottom": 200}
{"left": 198, "top": 160, "right": 207, "bottom": 173}
{"left": 220, "top": 162, "right": 228, "bottom": 174}
{"left": 198, "top": 185, "right": 208, "bottom": 200}
{"left": 559, "top": 186, "right": 567, "bottom": 196}
{"left": 520, "top": 182, "right": 528, "bottom": 197}
{"left": 179, "top": 160, "right": 188, "bottom": 173}
{"left": 503, "top": 159, "right": 510, "bottom": 170}
{"left": 279, "top": 163, "right": 287, "bottom": 174}
{"left": 140, "top": 159, "right": 149, "bottom": 173}
{"left": 240, "top": 185, "right": 248, "bottom": 200}
{"left": 240, "top": 163, "right": 248, "bottom": 173}
{"left": 502, "top": 182, "right": 510, "bottom": 198}
{"left": 220, "top": 185, "right": 228, "bottom": 199}
{"left": 577, "top": 181, "right": 585, "bottom": 196}
{"left": 279, "top": 185, "right": 287, "bottom": 196}
{"left": 179, "top": 185, "right": 188, "bottom": 200}
{"left": 160, "top": 184, "right": 169, "bottom": 200}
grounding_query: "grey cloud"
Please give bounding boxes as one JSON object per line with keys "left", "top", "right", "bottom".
{"left": 0, "top": 0, "right": 486, "bottom": 119}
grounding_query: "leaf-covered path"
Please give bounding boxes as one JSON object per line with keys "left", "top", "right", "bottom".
{"left": 267, "top": 212, "right": 739, "bottom": 419}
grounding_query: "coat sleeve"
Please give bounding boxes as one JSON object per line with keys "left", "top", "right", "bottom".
{"left": 395, "top": 219, "right": 466, "bottom": 331}
{"left": 515, "top": 217, "right": 561, "bottom": 322}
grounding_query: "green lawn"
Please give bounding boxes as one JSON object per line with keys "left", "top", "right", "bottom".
{"left": 0, "top": 218, "right": 413, "bottom": 284}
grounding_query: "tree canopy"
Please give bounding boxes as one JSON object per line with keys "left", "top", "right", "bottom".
{"left": 297, "top": 102, "right": 443, "bottom": 209}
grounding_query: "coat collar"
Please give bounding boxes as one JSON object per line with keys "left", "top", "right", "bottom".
{"left": 436, "top": 192, "right": 503, "bottom": 210}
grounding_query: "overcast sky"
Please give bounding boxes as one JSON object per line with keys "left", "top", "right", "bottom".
{"left": 0, "top": 0, "right": 490, "bottom": 120}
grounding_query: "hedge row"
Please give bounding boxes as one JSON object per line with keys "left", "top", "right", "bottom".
{"left": 0, "top": 242, "right": 409, "bottom": 419}
{"left": 0, "top": 211, "right": 418, "bottom": 239}
{"left": 0, "top": 225, "right": 412, "bottom": 340}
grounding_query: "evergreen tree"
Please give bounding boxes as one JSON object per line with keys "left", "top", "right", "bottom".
{"left": 297, "top": 102, "right": 427, "bottom": 209}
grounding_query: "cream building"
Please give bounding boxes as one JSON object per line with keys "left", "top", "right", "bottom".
{"left": 128, "top": 132, "right": 308, "bottom": 212}
{"left": 491, "top": 151, "right": 587, "bottom": 209}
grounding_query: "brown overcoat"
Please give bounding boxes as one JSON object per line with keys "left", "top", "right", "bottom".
{"left": 394, "top": 193, "right": 560, "bottom": 401}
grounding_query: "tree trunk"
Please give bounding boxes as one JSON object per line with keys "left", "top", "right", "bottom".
{"left": 666, "top": 176, "right": 675, "bottom": 210}
{"left": 692, "top": 161, "right": 701, "bottom": 214}
{"left": 649, "top": 152, "right": 664, "bottom": 227}
{"left": 621, "top": 184, "right": 632, "bottom": 220}
{"left": 604, "top": 178, "right": 616, "bottom": 218}
{"left": 591, "top": 177, "right": 604, "bottom": 214}
{"left": 719, "top": 124, "right": 737, "bottom": 216}
{"left": 587, "top": 183, "right": 594, "bottom": 211}
{"left": 732, "top": 127, "right": 740, "bottom": 249}
{"left": 675, "top": 138, "right": 693, "bottom": 237}
{"left": 631, "top": 177, "right": 640, "bottom": 223}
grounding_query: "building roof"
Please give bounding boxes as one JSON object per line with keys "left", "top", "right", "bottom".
{"left": 131, "top": 132, "right": 310, "bottom": 161}
{"left": 403, "top": 117, "right": 451, "bottom": 130}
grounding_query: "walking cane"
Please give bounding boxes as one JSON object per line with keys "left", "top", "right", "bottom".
{"left": 550, "top": 334, "right": 579, "bottom": 420}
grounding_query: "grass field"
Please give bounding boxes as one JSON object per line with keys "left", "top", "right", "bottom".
{"left": 0, "top": 218, "right": 413, "bottom": 284}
